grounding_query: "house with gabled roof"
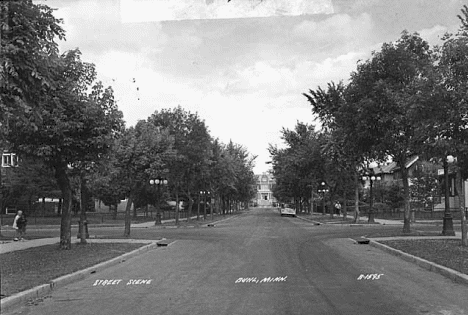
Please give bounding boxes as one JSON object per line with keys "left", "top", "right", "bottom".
{"left": 371, "top": 155, "right": 466, "bottom": 211}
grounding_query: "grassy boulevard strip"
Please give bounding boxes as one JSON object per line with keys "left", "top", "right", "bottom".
{"left": 297, "top": 213, "right": 468, "bottom": 279}
{"left": 0, "top": 242, "right": 151, "bottom": 299}
{"left": 371, "top": 239, "right": 468, "bottom": 277}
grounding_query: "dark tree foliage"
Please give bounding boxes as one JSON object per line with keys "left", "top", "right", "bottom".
{"left": 0, "top": 0, "right": 65, "bottom": 127}
{"left": 6, "top": 50, "right": 124, "bottom": 249}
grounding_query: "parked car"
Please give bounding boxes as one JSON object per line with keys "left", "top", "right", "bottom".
{"left": 280, "top": 203, "right": 296, "bottom": 217}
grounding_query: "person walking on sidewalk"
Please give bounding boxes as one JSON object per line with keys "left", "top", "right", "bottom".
{"left": 334, "top": 201, "right": 342, "bottom": 216}
{"left": 12, "top": 210, "right": 27, "bottom": 241}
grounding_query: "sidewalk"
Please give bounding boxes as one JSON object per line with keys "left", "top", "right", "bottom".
{"left": 0, "top": 237, "right": 161, "bottom": 255}
{"left": 132, "top": 214, "right": 220, "bottom": 228}
{"left": 298, "top": 212, "right": 405, "bottom": 225}
{"left": 0, "top": 212, "right": 241, "bottom": 254}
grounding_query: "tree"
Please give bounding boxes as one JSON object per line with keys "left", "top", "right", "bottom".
{"left": 88, "top": 168, "right": 123, "bottom": 218}
{"left": 416, "top": 7, "right": 468, "bottom": 244}
{"left": 148, "top": 106, "right": 212, "bottom": 224}
{"left": 111, "top": 120, "right": 174, "bottom": 237}
{"left": 320, "top": 131, "right": 358, "bottom": 219}
{"left": 6, "top": 50, "right": 124, "bottom": 249}
{"left": 224, "top": 141, "right": 257, "bottom": 212}
{"left": 0, "top": 0, "right": 65, "bottom": 127}
{"left": 409, "top": 163, "right": 440, "bottom": 213}
{"left": 303, "top": 82, "right": 368, "bottom": 222}
{"left": 1, "top": 156, "right": 58, "bottom": 215}
{"left": 208, "top": 139, "right": 237, "bottom": 215}
{"left": 269, "top": 122, "right": 325, "bottom": 213}
{"left": 1, "top": 0, "right": 64, "bottom": 218}
{"left": 345, "top": 31, "right": 434, "bottom": 233}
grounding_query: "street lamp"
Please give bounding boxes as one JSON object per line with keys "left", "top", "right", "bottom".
{"left": 199, "top": 190, "right": 211, "bottom": 220}
{"left": 361, "top": 171, "right": 381, "bottom": 223}
{"left": 317, "top": 181, "right": 329, "bottom": 216}
{"left": 150, "top": 178, "right": 168, "bottom": 225}
{"left": 442, "top": 155, "right": 456, "bottom": 236}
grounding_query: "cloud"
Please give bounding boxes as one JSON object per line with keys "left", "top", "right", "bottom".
{"left": 292, "top": 13, "right": 374, "bottom": 48}
{"left": 224, "top": 61, "right": 297, "bottom": 95}
{"left": 295, "top": 50, "right": 373, "bottom": 90}
{"left": 49, "top": 0, "right": 168, "bottom": 56}
{"left": 120, "top": 0, "right": 334, "bottom": 22}
{"left": 418, "top": 24, "right": 459, "bottom": 46}
{"left": 219, "top": 47, "right": 372, "bottom": 100}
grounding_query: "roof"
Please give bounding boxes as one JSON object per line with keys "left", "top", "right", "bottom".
{"left": 372, "top": 156, "right": 419, "bottom": 174}
{"left": 373, "top": 162, "right": 397, "bottom": 174}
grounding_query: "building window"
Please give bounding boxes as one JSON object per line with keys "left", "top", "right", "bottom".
{"left": 2, "top": 153, "right": 18, "bottom": 167}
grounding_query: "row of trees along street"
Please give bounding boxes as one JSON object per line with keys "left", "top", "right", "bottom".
{"left": 270, "top": 6, "right": 468, "bottom": 246}
{"left": 0, "top": 1, "right": 257, "bottom": 249}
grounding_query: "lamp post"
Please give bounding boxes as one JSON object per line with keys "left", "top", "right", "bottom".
{"left": 362, "top": 170, "right": 381, "bottom": 223}
{"left": 442, "top": 156, "right": 456, "bottom": 236}
{"left": 200, "top": 190, "right": 210, "bottom": 220}
{"left": 150, "top": 178, "right": 168, "bottom": 225}
{"left": 210, "top": 188, "right": 214, "bottom": 221}
{"left": 317, "top": 181, "right": 329, "bottom": 216}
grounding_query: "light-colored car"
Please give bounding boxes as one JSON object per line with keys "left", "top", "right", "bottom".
{"left": 280, "top": 204, "right": 296, "bottom": 217}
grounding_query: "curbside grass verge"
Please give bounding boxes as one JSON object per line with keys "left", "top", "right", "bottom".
{"left": 1, "top": 241, "right": 160, "bottom": 312}
{"left": 369, "top": 240, "right": 468, "bottom": 286}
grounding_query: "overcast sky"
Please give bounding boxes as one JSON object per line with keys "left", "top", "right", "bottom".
{"left": 38, "top": 0, "right": 464, "bottom": 174}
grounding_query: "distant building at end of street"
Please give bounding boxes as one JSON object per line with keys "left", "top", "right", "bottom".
{"left": 253, "top": 173, "right": 277, "bottom": 207}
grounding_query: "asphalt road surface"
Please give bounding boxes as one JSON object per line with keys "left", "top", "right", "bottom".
{"left": 6, "top": 208, "right": 468, "bottom": 315}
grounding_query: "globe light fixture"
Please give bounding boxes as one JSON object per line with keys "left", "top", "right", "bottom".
{"left": 361, "top": 170, "right": 381, "bottom": 223}
{"left": 149, "top": 178, "right": 168, "bottom": 225}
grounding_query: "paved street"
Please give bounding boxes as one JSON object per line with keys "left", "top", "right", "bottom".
{"left": 4, "top": 208, "right": 468, "bottom": 315}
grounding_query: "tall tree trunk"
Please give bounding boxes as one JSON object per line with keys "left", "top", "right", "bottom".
{"left": 210, "top": 194, "right": 214, "bottom": 220}
{"left": 175, "top": 190, "right": 180, "bottom": 225}
{"left": 197, "top": 195, "right": 200, "bottom": 220}
{"left": 79, "top": 173, "right": 88, "bottom": 244}
{"left": 187, "top": 196, "right": 193, "bottom": 222}
{"left": 222, "top": 196, "right": 226, "bottom": 215}
{"left": 401, "top": 161, "right": 411, "bottom": 234}
{"left": 57, "top": 198, "right": 62, "bottom": 216}
{"left": 124, "top": 195, "right": 133, "bottom": 237}
{"left": 203, "top": 192, "right": 207, "bottom": 220}
{"left": 0, "top": 150, "right": 3, "bottom": 236}
{"left": 133, "top": 200, "right": 138, "bottom": 218}
{"left": 354, "top": 172, "right": 360, "bottom": 223}
{"left": 55, "top": 163, "right": 73, "bottom": 250}
{"left": 343, "top": 189, "right": 347, "bottom": 220}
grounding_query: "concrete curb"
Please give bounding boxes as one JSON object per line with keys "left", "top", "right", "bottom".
{"left": 296, "top": 215, "right": 359, "bottom": 226}
{"left": 200, "top": 212, "right": 244, "bottom": 227}
{"left": 294, "top": 215, "right": 322, "bottom": 225}
{"left": 1, "top": 240, "right": 160, "bottom": 312}
{"left": 369, "top": 239, "right": 468, "bottom": 286}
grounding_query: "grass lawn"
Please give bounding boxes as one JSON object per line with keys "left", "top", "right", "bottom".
{"left": 378, "top": 239, "right": 468, "bottom": 275}
{"left": 0, "top": 242, "right": 146, "bottom": 298}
